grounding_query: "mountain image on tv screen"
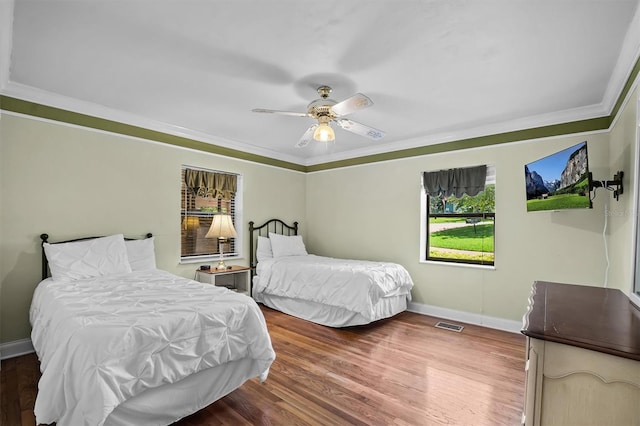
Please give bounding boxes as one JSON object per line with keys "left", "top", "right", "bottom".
{"left": 524, "top": 141, "right": 592, "bottom": 212}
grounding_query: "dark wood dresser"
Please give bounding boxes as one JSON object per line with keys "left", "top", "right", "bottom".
{"left": 521, "top": 281, "right": 640, "bottom": 426}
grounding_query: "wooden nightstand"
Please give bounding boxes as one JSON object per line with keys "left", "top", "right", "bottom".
{"left": 195, "top": 266, "right": 251, "bottom": 296}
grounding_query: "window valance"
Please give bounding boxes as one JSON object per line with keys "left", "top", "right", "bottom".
{"left": 422, "top": 165, "right": 487, "bottom": 198}
{"left": 184, "top": 169, "right": 237, "bottom": 200}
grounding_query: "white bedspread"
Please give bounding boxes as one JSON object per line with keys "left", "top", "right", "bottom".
{"left": 254, "top": 255, "right": 414, "bottom": 321}
{"left": 30, "top": 269, "right": 275, "bottom": 426}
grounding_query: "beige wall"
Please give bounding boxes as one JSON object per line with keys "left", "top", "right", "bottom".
{"left": 607, "top": 87, "right": 639, "bottom": 294}
{"left": 306, "top": 133, "right": 613, "bottom": 322}
{"left": 0, "top": 114, "right": 306, "bottom": 343}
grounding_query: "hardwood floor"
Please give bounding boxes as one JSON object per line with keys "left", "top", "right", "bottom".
{"left": 1, "top": 306, "right": 526, "bottom": 426}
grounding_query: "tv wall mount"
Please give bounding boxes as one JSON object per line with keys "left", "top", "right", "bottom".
{"left": 589, "top": 171, "right": 624, "bottom": 201}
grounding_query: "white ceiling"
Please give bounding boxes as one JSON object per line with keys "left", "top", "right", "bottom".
{"left": 2, "top": 0, "right": 640, "bottom": 166}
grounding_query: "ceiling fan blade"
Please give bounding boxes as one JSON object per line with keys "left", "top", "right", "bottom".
{"left": 335, "top": 118, "right": 385, "bottom": 140}
{"left": 295, "top": 124, "right": 318, "bottom": 148}
{"left": 252, "top": 108, "right": 311, "bottom": 118}
{"left": 330, "top": 93, "right": 373, "bottom": 116}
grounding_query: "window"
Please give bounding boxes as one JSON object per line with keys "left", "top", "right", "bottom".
{"left": 180, "top": 166, "right": 242, "bottom": 262}
{"left": 421, "top": 165, "right": 495, "bottom": 266}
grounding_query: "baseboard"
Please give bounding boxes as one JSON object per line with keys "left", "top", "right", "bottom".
{"left": 407, "top": 301, "right": 523, "bottom": 334}
{"left": 0, "top": 338, "right": 34, "bottom": 360}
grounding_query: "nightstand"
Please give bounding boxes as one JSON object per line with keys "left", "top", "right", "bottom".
{"left": 195, "top": 266, "right": 251, "bottom": 296}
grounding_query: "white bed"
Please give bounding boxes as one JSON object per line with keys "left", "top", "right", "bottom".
{"left": 31, "top": 233, "right": 275, "bottom": 426}
{"left": 249, "top": 220, "right": 414, "bottom": 327}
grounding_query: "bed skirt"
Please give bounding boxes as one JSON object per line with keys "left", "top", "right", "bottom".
{"left": 256, "top": 293, "right": 408, "bottom": 327}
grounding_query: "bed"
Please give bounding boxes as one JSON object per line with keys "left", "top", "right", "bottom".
{"left": 30, "top": 233, "right": 275, "bottom": 426}
{"left": 249, "top": 219, "right": 414, "bottom": 327}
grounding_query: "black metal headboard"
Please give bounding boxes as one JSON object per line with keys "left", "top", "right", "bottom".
{"left": 40, "top": 233, "right": 153, "bottom": 281}
{"left": 248, "top": 219, "right": 298, "bottom": 276}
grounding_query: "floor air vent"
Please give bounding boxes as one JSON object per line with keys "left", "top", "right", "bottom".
{"left": 435, "top": 321, "right": 464, "bottom": 332}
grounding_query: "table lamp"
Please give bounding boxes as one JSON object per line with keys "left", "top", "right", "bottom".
{"left": 205, "top": 214, "right": 237, "bottom": 270}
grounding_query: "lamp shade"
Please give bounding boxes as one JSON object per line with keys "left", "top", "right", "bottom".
{"left": 313, "top": 116, "right": 335, "bottom": 142}
{"left": 205, "top": 214, "right": 237, "bottom": 239}
{"left": 313, "top": 123, "right": 335, "bottom": 142}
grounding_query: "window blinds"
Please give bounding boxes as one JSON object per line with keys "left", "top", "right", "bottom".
{"left": 181, "top": 166, "right": 239, "bottom": 260}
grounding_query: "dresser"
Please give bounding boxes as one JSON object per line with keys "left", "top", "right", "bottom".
{"left": 521, "top": 281, "right": 640, "bottom": 426}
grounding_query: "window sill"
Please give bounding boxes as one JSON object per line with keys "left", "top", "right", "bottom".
{"left": 180, "top": 254, "right": 242, "bottom": 265}
{"left": 420, "top": 260, "right": 496, "bottom": 270}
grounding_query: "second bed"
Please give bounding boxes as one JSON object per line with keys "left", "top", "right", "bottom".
{"left": 249, "top": 219, "right": 414, "bottom": 327}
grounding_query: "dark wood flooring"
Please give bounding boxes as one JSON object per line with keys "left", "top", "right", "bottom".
{"left": 1, "top": 306, "right": 526, "bottom": 425}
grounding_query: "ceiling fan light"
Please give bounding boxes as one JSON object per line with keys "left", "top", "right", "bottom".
{"left": 313, "top": 123, "right": 335, "bottom": 142}
{"left": 313, "top": 116, "right": 335, "bottom": 142}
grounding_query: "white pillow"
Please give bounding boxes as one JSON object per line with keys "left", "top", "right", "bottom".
{"left": 256, "top": 236, "right": 273, "bottom": 262}
{"left": 268, "top": 233, "right": 308, "bottom": 258}
{"left": 44, "top": 234, "right": 132, "bottom": 281}
{"left": 125, "top": 237, "right": 156, "bottom": 271}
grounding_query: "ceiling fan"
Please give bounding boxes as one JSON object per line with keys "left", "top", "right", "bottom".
{"left": 252, "top": 85, "right": 385, "bottom": 148}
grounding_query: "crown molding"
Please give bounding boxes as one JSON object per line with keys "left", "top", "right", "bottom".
{"left": 2, "top": 80, "right": 613, "bottom": 172}
{"left": 3, "top": 52, "right": 640, "bottom": 173}
{"left": 0, "top": 82, "right": 307, "bottom": 168}
{"left": 305, "top": 115, "right": 612, "bottom": 173}
{"left": 303, "top": 102, "right": 609, "bottom": 166}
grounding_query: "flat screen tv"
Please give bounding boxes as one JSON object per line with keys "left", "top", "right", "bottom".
{"left": 524, "top": 141, "right": 592, "bottom": 212}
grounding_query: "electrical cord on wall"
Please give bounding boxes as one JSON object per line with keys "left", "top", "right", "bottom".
{"left": 603, "top": 199, "right": 610, "bottom": 288}
{"left": 600, "top": 181, "right": 614, "bottom": 288}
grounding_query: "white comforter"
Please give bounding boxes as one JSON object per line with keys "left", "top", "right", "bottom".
{"left": 30, "top": 269, "right": 275, "bottom": 426}
{"left": 254, "top": 255, "right": 414, "bottom": 320}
